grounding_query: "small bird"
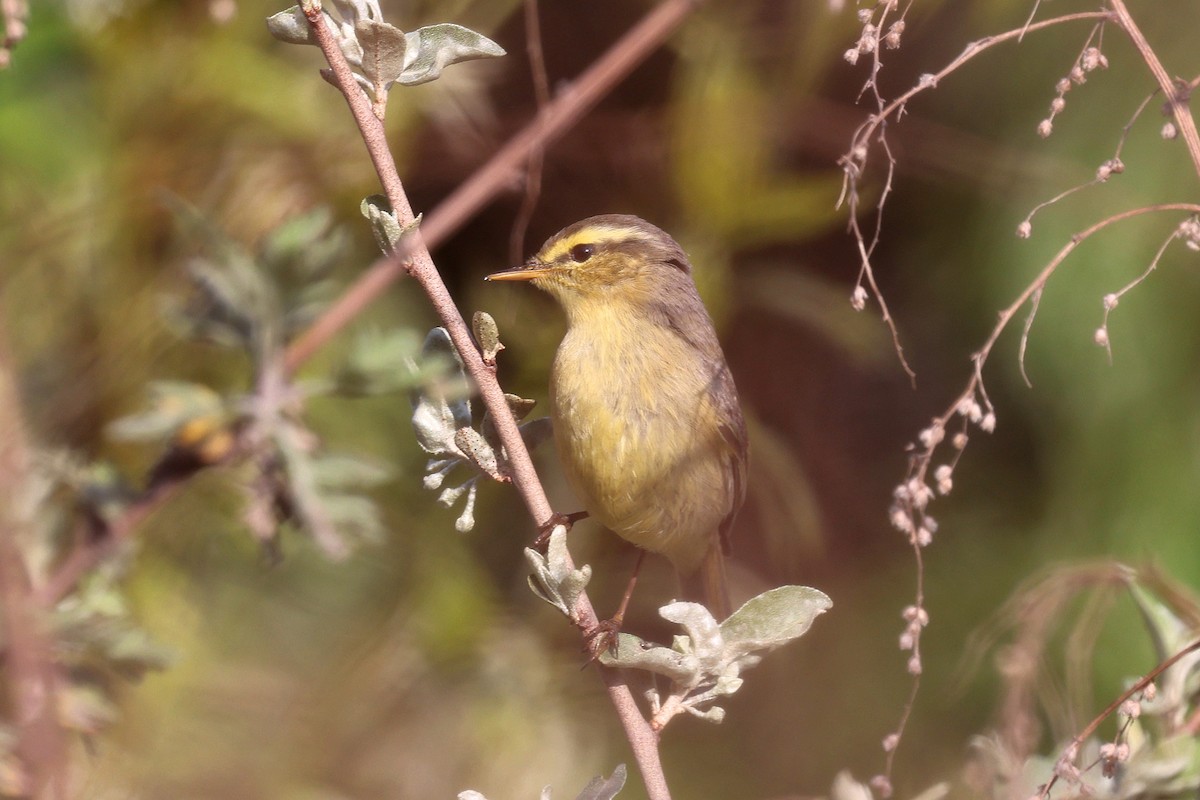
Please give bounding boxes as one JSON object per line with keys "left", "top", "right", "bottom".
{"left": 487, "top": 215, "right": 748, "bottom": 623}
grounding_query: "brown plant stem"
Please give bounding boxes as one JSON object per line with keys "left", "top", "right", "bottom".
{"left": 284, "top": 0, "right": 699, "bottom": 373}
{"left": 1109, "top": 0, "right": 1200, "bottom": 181}
{"left": 0, "top": 330, "right": 67, "bottom": 799}
{"left": 295, "top": 3, "right": 687, "bottom": 798}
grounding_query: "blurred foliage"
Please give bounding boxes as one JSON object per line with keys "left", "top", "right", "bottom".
{"left": 0, "top": 0, "right": 1198, "bottom": 799}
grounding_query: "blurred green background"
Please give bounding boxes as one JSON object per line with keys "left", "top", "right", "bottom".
{"left": 2, "top": 0, "right": 1198, "bottom": 797}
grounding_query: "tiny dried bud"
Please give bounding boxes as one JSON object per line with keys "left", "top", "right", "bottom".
{"left": 918, "top": 73, "right": 937, "bottom": 89}
{"left": 1081, "top": 47, "right": 1104, "bottom": 71}
{"left": 884, "top": 29, "right": 902, "bottom": 49}
{"left": 1096, "top": 163, "right": 1112, "bottom": 181}
{"left": 870, "top": 775, "right": 893, "bottom": 799}
{"left": 899, "top": 630, "right": 914, "bottom": 650}
{"left": 890, "top": 507, "right": 914, "bottom": 533}
{"left": 1070, "top": 65, "right": 1086, "bottom": 84}
{"left": 1108, "top": 157, "right": 1124, "bottom": 174}
{"left": 1182, "top": 217, "right": 1200, "bottom": 251}
{"left": 1103, "top": 293, "right": 1119, "bottom": 310}
{"left": 902, "top": 605, "right": 921, "bottom": 622}
{"left": 1037, "top": 119, "right": 1053, "bottom": 138}
{"left": 980, "top": 412, "right": 996, "bottom": 433}
{"left": 935, "top": 464, "right": 953, "bottom": 494}
{"left": 1017, "top": 220, "right": 1033, "bottom": 239}
{"left": 851, "top": 284, "right": 869, "bottom": 311}
{"left": 1142, "top": 682, "right": 1157, "bottom": 701}
{"left": 882, "top": 733, "right": 900, "bottom": 752}
{"left": 1050, "top": 97, "right": 1066, "bottom": 114}
{"left": 1094, "top": 327, "right": 1109, "bottom": 347}
{"left": 844, "top": 48, "right": 861, "bottom": 65}
{"left": 1162, "top": 121, "right": 1178, "bottom": 140}
{"left": 907, "top": 654, "right": 922, "bottom": 675}
{"left": 952, "top": 432, "right": 968, "bottom": 449}
{"left": 915, "top": 526, "right": 932, "bottom": 546}
{"left": 918, "top": 424, "right": 944, "bottom": 448}
{"left": 1055, "top": 78, "right": 1071, "bottom": 94}
{"left": 1120, "top": 699, "right": 1141, "bottom": 718}
{"left": 857, "top": 8, "right": 872, "bottom": 22}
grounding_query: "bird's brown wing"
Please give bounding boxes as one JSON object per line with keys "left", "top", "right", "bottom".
{"left": 646, "top": 285, "right": 750, "bottom": 556}
{"left": 710, "top": 363, "right": 749, "bottom": 555}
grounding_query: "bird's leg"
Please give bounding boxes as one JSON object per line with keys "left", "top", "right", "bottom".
{"left": 584, "top": 548, "right": 646, "bottom": 660}
{"left": 533, "top": 510, "right": 590, "bottom": 549}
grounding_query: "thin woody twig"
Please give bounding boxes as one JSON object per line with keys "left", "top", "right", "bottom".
{"left": 297, "top": 3, "right": 686, "bottom": 798}
{"left": 1109, "top": 0, "right": 1200, "bottom": 181}
{"left": 284, "top": 0, "right": 701, "bottom": 373}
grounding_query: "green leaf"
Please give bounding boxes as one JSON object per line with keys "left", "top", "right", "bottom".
{"left": 575, "top": 765, "right": 627, "bottom": 800}
{"left": 525, "top": 527, "right": 591, "bottom": 617}
{"left": 395, "top": 23, "right": 505, "bottom": 87}
{"left": 266, "top": 6, "right": 314, "bottom": 45}
{"left": 720, "top": 585, "right": 832, "bottom": 658}
{"left": 356, "top": 19, "right": 408, "bottom": 88}
{"left": 472, "top": 311, "right": 504, "bottom": 364}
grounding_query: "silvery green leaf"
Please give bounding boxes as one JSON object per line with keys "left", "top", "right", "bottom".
{"left": 575, "top": 764, "right": 626, "bottom": 800}
{"left": 330, "top": 0, "right": 379, "bottom": 24}
{"left": 525, "top": 527, "right": 590, "bottom": 616}
{"left": 472, "top": 311, "right": 504, "bottom": 364}
{"left": 421, "top": 328, "right": 472, "bottom": 422}
{"left": 395, "top": 23, "right": 505, "bottom": 87}
{"left": 598, "top": 634, "right": 699, "bottom": 684}
{"left": 454, "top": 427, "right": 501, "bottom": 480}
{"left": 337, "top": 327, "right": 430, "bottom": 396}
{"left": 660, "top": 602, "right": 724, "bottom": 668}
{"left": 686, "top": 705, "right": 725, "bottom": 724}
{"left": 356, "top": 19, "right": 408, "bottom": 87}
{"left": 454, "top": 481, "right": 477, "bottom": 532}
{"left": 266, "top": 6, "right": 313, "bottom": 44}
{"left": 360, "top": 194, "right": 403, "bottom": 255}
{"left": 720, "top": 585, "right": 832, "bottom": 660}
{"left": 830, "top": 771, "right": 874, "bottom": 800}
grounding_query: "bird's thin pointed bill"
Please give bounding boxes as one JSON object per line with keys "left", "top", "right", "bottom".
{"left": 485, "top": 263, "right": 551, "bottom": 282}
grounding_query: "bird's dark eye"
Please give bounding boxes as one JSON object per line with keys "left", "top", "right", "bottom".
{"left": 569, "top": 243, "right": 595, "bottom": 263}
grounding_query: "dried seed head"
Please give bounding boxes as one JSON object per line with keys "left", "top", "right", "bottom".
{"left": 1037, "top": 119, "right": 1053, "bottom": 138}
{"left": 1017, "top": 220, "right": 1033, "bottom": 239}
{"left": 1162, "top": 121, "right": 1178, "bottom": 140}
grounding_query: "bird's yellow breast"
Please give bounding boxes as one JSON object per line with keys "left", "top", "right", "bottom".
{"left": 549, "top": 302, "right": 731, "bottom": 572}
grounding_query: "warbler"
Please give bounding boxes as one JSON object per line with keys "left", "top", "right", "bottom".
{"left": 487, "top": 215, "right": 748, "bottom": 621}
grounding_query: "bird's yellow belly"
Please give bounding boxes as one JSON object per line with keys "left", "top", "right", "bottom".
{"left": 549, "top": 318, "right": 728, "bottom": 572}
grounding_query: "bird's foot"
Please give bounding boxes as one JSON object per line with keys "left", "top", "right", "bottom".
{"left": 533, "top": 510, "right": 589, "bottom": 550}
{"left": 583, "top": 614, "right": 624, "bottom": 662}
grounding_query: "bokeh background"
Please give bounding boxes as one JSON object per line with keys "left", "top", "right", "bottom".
{"left": 2, "top": 0, "right": 1198, "bottom": 797}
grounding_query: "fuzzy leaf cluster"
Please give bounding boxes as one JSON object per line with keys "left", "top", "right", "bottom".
{"left": 120, "top": 208, "right": 445, "bottom": 559}
{"left": 600, "top": 586, "right": 832, "bottom": 724}
{"left": 524, "top": 527, "right": 592, "bottom": 618}
{"left": 165, "top": 202, "right": 347, "bottom": 354}
{"left": 460, "top": 765, "right": 626, "bottom": 800}
{"left": 970, "top": 572, "right": 1200, "bottom": 800}
{"left": 267, "top": 1, "right": 504, "bottom": 112}
{"left": 412, "top": 323, "right": 549, "bottom": 532}
{"left": 50, "top": 577, "right": 175, "bottom": 734}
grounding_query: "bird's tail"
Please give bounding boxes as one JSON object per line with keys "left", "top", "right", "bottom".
{"left": 678, "top": 543, "right": 732, "bottom": 621}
